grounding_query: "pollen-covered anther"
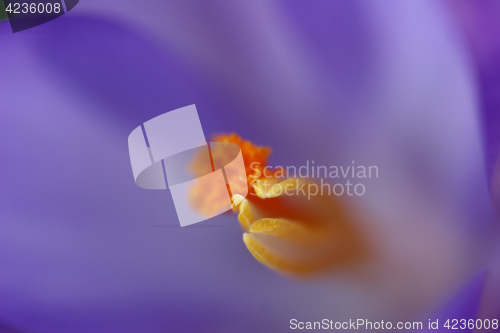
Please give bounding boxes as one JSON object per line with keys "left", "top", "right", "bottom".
{"left": 212, "top": 133, "right": 273, "bottom": 194}
{"left": 213, "top": 133, "right": 368, "bottom": 276}
{"left": 253, "top": 178, "right": 303, "bottom": 199}
{"left": 242, "top": 217, "right": 340, "bottom": 276}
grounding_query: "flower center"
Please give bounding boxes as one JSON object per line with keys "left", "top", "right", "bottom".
{"left": 211, "top": 133, "right": 273, "bottom": 193}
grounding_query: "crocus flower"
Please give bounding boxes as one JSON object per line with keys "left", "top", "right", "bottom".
{"left": 1, "top": 1, "right": 499, "bottom": 332}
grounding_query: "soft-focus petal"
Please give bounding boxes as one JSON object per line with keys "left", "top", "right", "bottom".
{"left": 417, "top": 269, "right": 486, "bottom": 333}
{"left": 446, "top": 1, "right": 500, "bottom": 207}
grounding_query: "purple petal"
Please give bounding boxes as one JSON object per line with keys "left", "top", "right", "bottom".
{"left": 417, "top": 269, "right": 486, "bottom": 333}
{"left": 447, "top": 1, "right": 500, "bottom": 202}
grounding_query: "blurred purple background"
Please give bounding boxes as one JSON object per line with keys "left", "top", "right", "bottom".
{"left": 1, "top": 1, "right": 500, "bottom": 332}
